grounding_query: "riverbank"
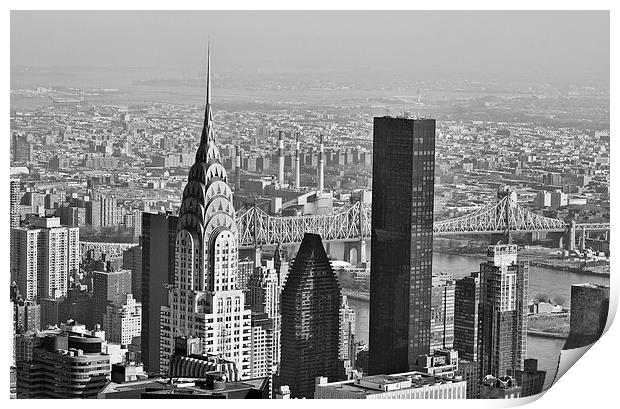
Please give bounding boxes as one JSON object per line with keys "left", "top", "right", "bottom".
{"left": 527, "top": 330, "right": 568, "bottom": 339}
{"left": 434, "top": 248, "right": 610, "bottom": 278}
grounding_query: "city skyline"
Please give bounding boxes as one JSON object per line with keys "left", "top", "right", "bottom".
{"left": 8, "top": 9, "right": 612, "bottom": 401}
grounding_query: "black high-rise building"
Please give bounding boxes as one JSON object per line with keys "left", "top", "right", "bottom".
{"left": 564, "top": 283, "right": 609, "bottom": 350}
{"left": 454, "top": 272, "right": 481, "bottom": 362}
{"left": 369, "top": 116, "right": 436, "bottom": 375}
{"left": 140, "top": 212, "right": 178, "bottom": 375}
{"left": 280, "top": 233, "right": 342, "bottom": 398}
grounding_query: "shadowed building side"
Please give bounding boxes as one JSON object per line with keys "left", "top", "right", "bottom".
{"left": 369, "top": 117, "right": 436, "bottom": 375}
{"left": 279, "top": 233, "right": 343, "bottom": 398}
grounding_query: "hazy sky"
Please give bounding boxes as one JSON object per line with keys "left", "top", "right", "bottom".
{"left": 11, "top": 10, "right": 609, "bottom": 81}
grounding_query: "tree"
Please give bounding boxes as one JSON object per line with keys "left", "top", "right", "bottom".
{"left": 552, "top": 294, "right": 566, "bottom": 306}
{"left": 534, "top": 293, "right": 550, "bottom": 303}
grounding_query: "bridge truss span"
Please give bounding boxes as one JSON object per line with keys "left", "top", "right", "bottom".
{"left": 433, "top": 194, "right": 568, "bottom": 235}
{"left": 235, "top": 192, "right": 597, "bottom": 248}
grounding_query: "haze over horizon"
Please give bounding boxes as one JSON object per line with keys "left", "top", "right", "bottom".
{"left": 11, "top": 10, "right": 609, "bottom": 85}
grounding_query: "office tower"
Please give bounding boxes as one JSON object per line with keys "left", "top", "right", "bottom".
{"left": 508, "top": 358, "right": 546, "bottom": 397}
{"left": 86, "top": 199, "right": 101, "bottom": 230}
{"left": 479, "top": 245, "right": 528, "bottom": 378}
{"left": 103, "top": 294, "right": 142, "bottom": 346}
{"left": 13, "top": 299, "right": 41, "bottom": 333}
{"left": 564, "top": 283, "right": 610, "bottom": 349}
{"left": 40, "top": 298, "right": 63, "bottom": 328}
{"left": 278, "top": 130, "right": 285, "bottom": 183}
{"left": 280, "top": 233, "right": 342, "bottom": 398}
{"left": 247, "top": 258, "right": 281, "bottom": 370}
{"left": 101, "top": 195, "right": 122, "bottom": 227}
{"left": 294, "top": 132, "right": 301, "bottom": 188}
{"left": 250, "top": 312, "right": 275, "bottom": 382}
{"left": 11, "top": 228, "right": 39, "bottom": 300}
{"left": 454, "top": 272, "right": 481, "bottom": 362}
{"left": 159, "top": 47, "right": 252, "bottom": 379}
{"left": 314, "top": 371, "right": 466, "bottom": 399}
{"left": 11, "top": 133, "right": 33, "bottom": 164}
{"left": 10, "top": 217, "right": 79, "bottom": 301}
{"left": 237, "top": 258, "right": 255, "bottom": 292}
{"left": 140, "top": 211, "right": 178, "bottom": 375}
{"left": 93, "top": 270, "right": 132, "bottom": 326}
{"left": 369, "top": 116, "right": 436, "bottom": 375}
{"left": 123, "top": 245, "right": 143, "bottom": 302}
{"left": 430, "top": 273, "right": 456, "bottom": 351}
{"left": 318, "top": 134, "right": 325, "bottom": 191}
{"left": 10, "top": 178, "right": 20, "bottom": 228}
{"left": 16, "top": 332, "right": 111, "bottom": 398}
{"left": 235, "top": 145, "right": 241, "bottom": 190}
{"left": 456, "top": 359, "right": 480, "bottom": 399}
{"left": 56, "top": 206, "right": 84, "bottom": 228}
{"left": 274, "top": 243, "right": 289, "bottom": 288}
{"left": 339, "top": 295, "right": 356, "bottom": 362}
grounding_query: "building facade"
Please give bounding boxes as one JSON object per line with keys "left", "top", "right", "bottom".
{"left": 369, "top": 116, "right": 436, "bottom": 375}
{"left": 564, "top": 283, "right": 610, "bottom": 349}
{"left": 140, "top": 211, "right": 178, "bottom": 375}
{"left": 280, "top": 233, "right": 343, "bottom": 398}
{"left": 315, "top": 372, "right": 466, "bottom": 399}
{"left": 431, "top": 273, "right": 455, "bottom": 351}
{"left": 103, "top": 293, "right": 142, "bottom": 346}
{"left": 16, "top": 332, "right": 111, "bottom": 398}
{"left": 454, "top": 272, "right": 481, "bottom": 362}
{"left": 93, "top": 269, "right": 132, "bottom": 326}
{"left": 159, "top": 50, "right": 252, "bottom": 379}
{"left": 479, "top": 245, "right": 528, "bottom": 378}
{"left": 10, "top": 217, "right": 79, "bottom": 301}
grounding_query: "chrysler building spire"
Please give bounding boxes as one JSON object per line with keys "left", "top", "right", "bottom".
{"left": 196, "top": 41, "right": 218, "bottom": 163}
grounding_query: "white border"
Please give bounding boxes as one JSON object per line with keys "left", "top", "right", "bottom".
{"left": 2, "top": 3, "right": 616, "bottom": 409}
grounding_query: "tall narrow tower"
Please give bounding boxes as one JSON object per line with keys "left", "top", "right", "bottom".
{"left": 369, "top": 116, "right": 436, "bottom": 375}
{"left": 159, "top": 45, "right": 252, "bottom": 378}
{"left": 294, "top": 132, "right": 301, "bottom": 189}
{"left": 479, "top": 244, "right": 528, "bottom": 378}
{"left": 278, "top": 130, "right": 285, "bottom": 184}
{"left": 280, "top": 233, "right": 342, "bottom": 398}
{"left": 234, "top": 145, "right": 241, "bottom": 191}
{"left": 318, "top": 134, "right": 325, "bottom": 192}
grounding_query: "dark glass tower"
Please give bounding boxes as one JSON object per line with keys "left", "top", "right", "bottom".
{"left": 369, "top": 116, "right": 436, "bottom": 375}
{"left": 454, "top": 272, "right": 481, "bottom": 362}
{"left": 280, "top": 233, "right": 342, "bottom": 398}
{"left": 140, "top": 212, "right": 178, "bottom": 375}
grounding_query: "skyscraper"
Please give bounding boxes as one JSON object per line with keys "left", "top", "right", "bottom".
{"left": 564, "top": 283, "right": 609, "bottom": 349}
{"left": 247, "top": 258, "right": 281, "bottom": 370}
{"left": 430, "top": 273, "right": 455, "bottom": 351}
{"left": 140, "top": 211, "right": 178, "bottom": 375}
{"left": 92, "top": 269, "right": 132, "bottom": 326}
{"left": 10, "top": 216, "right": 79, "bottom": 301}
{"left": 454, "top": 272, "right": 481, "bottom": 362}
{"left": 369, "top": 116, "right": 436, "bottom": 375}
{"left": 338, "top": 295, "right": 356, "bottom": 362}
{"left": 159, "top": 47, "right": 252, "bottom": 379}
{"left": 479, "top": 244, "right": 528, "bottom": 378}
{"left": 10, "top": 178, "right": 21, "bottom": 229}
{"left": 280, "top": 233, "right": 342, "bottom": 399}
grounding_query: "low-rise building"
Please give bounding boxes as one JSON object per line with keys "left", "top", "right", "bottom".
{"left": 314, "top": 371, "right": 466, "bottom": 399}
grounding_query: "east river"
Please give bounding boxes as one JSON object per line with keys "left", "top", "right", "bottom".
{"left": 348, "top": 251, "right": 609, "bottom": 391}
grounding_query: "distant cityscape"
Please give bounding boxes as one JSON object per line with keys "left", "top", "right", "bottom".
{"left": 9, "top": 29, "right": 610, "bottom": 399}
